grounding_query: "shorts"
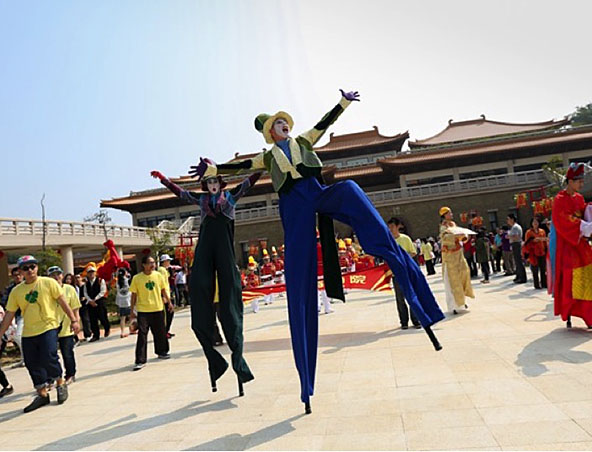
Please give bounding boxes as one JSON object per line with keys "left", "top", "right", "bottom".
{"left": 118, "top": 307, "right": 131, "bottom": 317}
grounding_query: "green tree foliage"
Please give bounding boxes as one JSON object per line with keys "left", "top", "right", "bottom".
{"left": 542, "top": 156, "right": 567, "bottom": 197}
{"left": 147, "top": 227, "right": 175, "bottom": 260}
{"left": 36, "top": 248, "right": 62, "bottom": 275}
{"left": 570, "top": 103, "right": 592, "bottom": 127}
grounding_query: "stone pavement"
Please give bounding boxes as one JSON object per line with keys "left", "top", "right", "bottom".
{"left": 3, "top": 269, "right": 592, "bottom": 450}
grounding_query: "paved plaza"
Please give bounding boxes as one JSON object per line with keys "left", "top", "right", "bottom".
{"left": 3, "top": 269, "right": 592, "bottom": 450}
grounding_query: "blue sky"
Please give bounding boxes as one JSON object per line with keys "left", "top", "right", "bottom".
{"left": 1, "top": 0, "right": 591, "bottom": 225}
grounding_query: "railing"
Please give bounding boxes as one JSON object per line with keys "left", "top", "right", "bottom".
{"left": 369, "top": 169, "right": 546, "bottom": 204}
{"left": 0, "top": 218, "right": 176, "bottom": 239}
{"left": 174, "top": 169, "right": 547, "bottom": 227}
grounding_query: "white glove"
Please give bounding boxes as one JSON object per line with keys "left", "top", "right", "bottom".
{"left": 580, "top": 220, "right": 592, "bottom": 238}
{"left": 585, "top": 204, "right": 592, "bottom": 222}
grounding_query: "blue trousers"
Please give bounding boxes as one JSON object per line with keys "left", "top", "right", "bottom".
{"left": 22, "top": 328, "right": 63, "bottom": 389}
{"left": 58, "top": 335, "right": 76, "bottom": 379}
{"left": 279, "top": 177, "right": 444, "bottom": 403}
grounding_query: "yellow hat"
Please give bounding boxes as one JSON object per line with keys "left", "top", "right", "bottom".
{"left": 338, "top": 239, "right": 346, "bottom": 251}
{"left": 262, "top": 249, "right": 269, "bottom": 257}
{"left": 248, "top": 256, "right": 256, "bottom": 265}
{"left": 345, "top": 238, "right": 352, "bottom": 246}
{"left": 439, "top": 206, "right": 451, "bottom": 216}
{"left": 271, "top": 246, "right": 277, "bottom": 255}
{"left": 254, "top": 112, "right": 295, "bottom": 144}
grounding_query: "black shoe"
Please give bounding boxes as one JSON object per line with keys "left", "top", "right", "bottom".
{"left": 157, "top": 354, "right": 170, "bottom": 360}
{"left": 0, "top": 385, "right": 14, "bottom": 398}
{"left": 57, "top": 384, "right": 68, "bottom": 404}
{"left": 89, "top": 337, "right": 99, "bottom": 343}
{"left": 453, "top": 310, "right": 458, "bottom": 315}
{"left": 413, "top": 324, "right": 422, "bottom": 329}
{"left": 514, "top": 280, "right": 527, "bottom": 284}
{"left": 24, "top": 395, "right": 50, "bottom": 413}
{"left": 401, "top": 325, "right": 409, "bottom": 330}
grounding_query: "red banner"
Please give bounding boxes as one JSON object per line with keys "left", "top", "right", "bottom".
{"left": 242, "top": 264, "right": 393, "bottom": 303}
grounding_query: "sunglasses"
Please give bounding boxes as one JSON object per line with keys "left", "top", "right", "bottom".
{"left": 21, "top": 264, "right": 37, "bottom": 271}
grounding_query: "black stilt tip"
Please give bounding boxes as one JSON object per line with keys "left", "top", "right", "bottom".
{"left": 424, "top": 326, "right": 443, "bottom": 351}
{"left": 210, "top": 375, "right": 217, "bottom": 392}
{"left": 304, "top": 402, "right": 312, "bottom": 414}
{"left": 238, "top": 379, "right": 244, "bottom": 397}
{"left": 567, "top": 318, "right": 572, "bottom": 329}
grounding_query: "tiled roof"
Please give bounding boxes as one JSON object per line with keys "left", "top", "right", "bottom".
{"left": 383, "top": 127, "right": 592, "bottom": 166}
{"left": 314, "top": 127, "right": 408, "bottom": 152}
{"left": 409, "top": 116, "right": 569, "bottom": 148}
{"left": 334, "top": 165, "right": 384, "bottom": 179}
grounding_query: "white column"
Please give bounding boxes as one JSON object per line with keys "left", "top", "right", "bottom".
{"left": 562, "top": 153, "right": 570, "bottom": 168}
{"left": 60, "top": 246, "right": 74, "bottom": 274}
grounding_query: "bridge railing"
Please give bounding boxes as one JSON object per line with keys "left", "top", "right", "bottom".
{"left": 0, "top": 218, "right": 176, "bottom": 239}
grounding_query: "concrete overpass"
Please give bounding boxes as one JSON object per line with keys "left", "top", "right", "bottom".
{"left": 0, "top": 218, "right": 178, "bottom": 290}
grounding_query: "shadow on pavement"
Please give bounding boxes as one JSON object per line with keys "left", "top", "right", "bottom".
{"left": 515, "top": 328, "right": 592, "bottom": 377}
{"left": 183, "top": 414, "right": 304, "bottom": 451}
{"left": 0, "top": 406, "right": 27, "bottom": 425}
{"left": 524, "top": 301, "right": 555, "bottom": 322}
{"left": 35, "top": 398, "right": 237, "bottom": 451}
{"left": 84, "top": 342, "right": 136, "bottom": 356}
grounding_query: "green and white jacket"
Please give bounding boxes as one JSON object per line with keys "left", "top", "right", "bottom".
{"left": 217, "top": 97, "right": 352, "bottom": 194}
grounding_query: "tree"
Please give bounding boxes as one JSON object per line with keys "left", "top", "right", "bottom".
{"left": 84, "top": 210, "right": 112, "bottom": 241}
{"left": 36, "top": 248, "right": 62, "bottom": 276}
{"left": 147, "top": 227, "right": 175, "bottom": 261}
{"left": 570, "top": 103, "right": 592, "bottom": 127}
{"left": 542, "top": 155, "right": 567, "bottom": 197}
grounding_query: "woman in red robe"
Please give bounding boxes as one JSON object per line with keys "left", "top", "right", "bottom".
{"left": 552, "top": 162, "right": 592, "bottom": 328}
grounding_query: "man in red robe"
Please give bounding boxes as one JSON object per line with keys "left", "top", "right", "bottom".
{"left": 552, "top": 162, "right": 592, "bottom": 328}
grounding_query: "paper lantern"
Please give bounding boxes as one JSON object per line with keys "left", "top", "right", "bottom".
{"left": 460, "top": 212, "right": 468, "bottom": 223}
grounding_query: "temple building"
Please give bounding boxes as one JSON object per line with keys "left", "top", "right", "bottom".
{"left": 101, "top": 117, "right": 592, "bottom": 266}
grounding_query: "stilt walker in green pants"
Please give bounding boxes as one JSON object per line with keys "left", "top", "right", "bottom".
{"left": 150, "top": 170, "right": 261, "bottom": 395}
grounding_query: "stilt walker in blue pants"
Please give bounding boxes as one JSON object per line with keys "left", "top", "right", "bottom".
{"left": 190, "top": 89, "right": 445, "bottom": 414}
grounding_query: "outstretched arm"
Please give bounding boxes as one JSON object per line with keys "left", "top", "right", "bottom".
{"left": 151, "top": 171, "right": 201, "bottom": 205}
{"left": 188, "top": 153, "right": 267, "bottom": 180}
{"left": 299, "top": 89, "right": 360, "bottom": 147}
{"left": 228, "top": 172, "right": 263, "bottom": 202}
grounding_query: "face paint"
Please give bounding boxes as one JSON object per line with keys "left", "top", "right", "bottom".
{"left": 272, "top": 118, "right": 290, "bottom": 141}
{"left": 207, "top": 178, "right": 221, "bottom": 194}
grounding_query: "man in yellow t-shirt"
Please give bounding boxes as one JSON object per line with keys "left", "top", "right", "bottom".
{"left": 130, "top": 255, "right": 173, "bottom": 370}
{"left": 48, "top": 266, "right": 81, "bottom": 385}
{"left": 0, "top": 255, "right": 79, "bottom": 413}
{"left": 387, "top": 218, "right": 421, "bottom": 330}
{"left": 158, "top": 254, "right": 175, "bottom": 338}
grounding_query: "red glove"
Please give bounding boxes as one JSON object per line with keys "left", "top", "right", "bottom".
{"left": 151, "top": 170, "right": 165, "bottom": 180}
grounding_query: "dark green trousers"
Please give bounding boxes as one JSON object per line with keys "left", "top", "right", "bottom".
{"left": 189, "top": 214, "right": 254, "bottom": 384}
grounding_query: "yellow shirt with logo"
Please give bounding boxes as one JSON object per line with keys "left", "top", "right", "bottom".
{"left": 130, "top": 271, "right": 167, "bottom": 313}
{"left": 7, "top": 276, "right": 63, "bottom": 337}
{"left": 395, "top": 234, "right": 416, "bottom": 256}
{"left": 58, "top": 284, "right": 81, "bottom": 338}
{"left": 157, "top": 266, "right": 171, "bottom": 296}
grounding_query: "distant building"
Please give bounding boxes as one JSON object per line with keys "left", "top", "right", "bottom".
{"left": 101, "top": 117, "right": 592, "bottom": 266}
